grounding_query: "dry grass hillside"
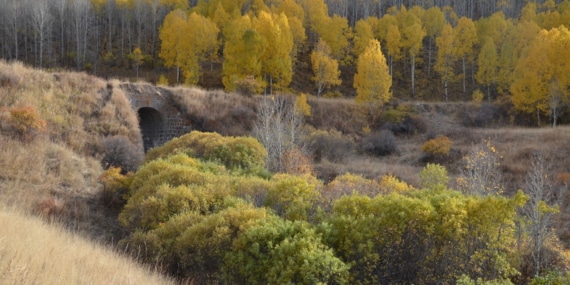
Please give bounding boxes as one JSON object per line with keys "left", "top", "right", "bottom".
{"left": 0, "top": 61, "right": 173, "bottom": 284}
{"left": 0, "top": 60, "right": 144, "bottom": 240}
{"left": 0, "top": 206, "right": 175, "bottom": 285}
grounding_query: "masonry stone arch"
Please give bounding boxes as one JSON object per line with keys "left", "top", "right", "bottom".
{"left": 121, "top": 83, "right": 193, "bottom": 152}
{"left": 138, "top": 107, "right": 164, "bottom": 152}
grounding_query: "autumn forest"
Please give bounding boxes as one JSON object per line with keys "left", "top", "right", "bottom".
{"left": 3, "top": 0, "right": 570, "bottom": 285}
{"left": 2, "top": 0, "right": 570, "bottom": 125}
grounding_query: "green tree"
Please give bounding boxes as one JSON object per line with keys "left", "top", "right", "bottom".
{"left": 419, "top": 163, "right": 449, "bottom": 191}
{"left": 128, "top": 47, "right": 144, "bottom": 79}
{"left": 496, "top": 20, "right": 540, "bottom": 96}
{"left": 319, "top": 15, "right": 353, "bottom": 64}
{"left": 311, "top": 39, "right": 341, "bottom": 97}
{"left": 354, "top": 39, "right": 392, "bottom": 112}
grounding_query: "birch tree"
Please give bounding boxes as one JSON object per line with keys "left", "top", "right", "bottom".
{"left": 522, "top": 152, "right": 559, "bottom": 278}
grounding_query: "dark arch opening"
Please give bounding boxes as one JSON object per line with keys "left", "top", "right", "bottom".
{"left": 138, "top": 107, "right": 164, "bottom": 152}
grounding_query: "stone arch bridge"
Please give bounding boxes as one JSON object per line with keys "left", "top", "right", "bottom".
{"left": 121, "top": 83, "right": 192, "bottom": 151}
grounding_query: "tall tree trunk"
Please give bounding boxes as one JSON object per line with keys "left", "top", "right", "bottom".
{"left": 428, "top": 37, "right": 433, "bottom": 77}
{"left": 444, "top": 79, "right": 448, "bottom": 102}
{"left": 411, "top": 56, "right": 416, "bottom": 99}
{"left": 462, "top": 56, "right": 466, "bottom": 97}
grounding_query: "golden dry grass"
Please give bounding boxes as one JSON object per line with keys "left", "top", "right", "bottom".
{"left": 0, "top": 61, "right": 176, "bottom": 285}
{"left": 0, "top": 206, "right": 175, "bottom": 285}
{"left": 0, "top": 60, "right": 142, "bottom": 154}
{"left": 170, "top": 87, "right": 258, "bottom": 136}
{"left": 0, "top": 136, "right": 101, "bottom": 212}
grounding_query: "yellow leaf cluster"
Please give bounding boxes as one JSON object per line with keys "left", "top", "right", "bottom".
{"left": 354, "top": 39, "right": 392, "bottom": 108}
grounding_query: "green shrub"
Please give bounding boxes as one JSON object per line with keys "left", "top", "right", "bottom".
{"left": 530, "top": 271, "right": 570, "bottom": 285}
{"left": 145, "top": 131, "right": 267, "bottom": 174}
{"left": 224, "top": 217, "right": 349, "bottom": 285}
{"left": 174, "top": 203, "right": 268, "bottom": 280}
{"left": 119, "top": 153, "right": 232, "bottom": 231}
{"left": 265, "top": 174, "right": 322, "bottom": 221}
{"left": 419, "top": 163, "right": 449, "bottom": 191}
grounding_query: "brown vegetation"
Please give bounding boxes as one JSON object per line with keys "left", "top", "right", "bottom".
{"left": 0, "top": 207, "right": 175, "bottom": 285}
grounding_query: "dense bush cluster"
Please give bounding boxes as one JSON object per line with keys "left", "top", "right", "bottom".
{"left": 422, "top": 135, "right": 452, "bottom": 156}
{"left": 145, "top": 131, "right": 267, "bottom": 175}
{"left": 306, "top": 129, "right": 355, "bottom": 163}
{"left": 359, "top": 129, "right": 397, "bottom": 156}
{"left": 0, "top": 106, "right": 46, "bottom": 142}
{"left": 100, "top": 135, "right": 144, "bottom": 173}
{"left": 461, "top": 103, "right": 505, "bottom": 128}
{"left": 114, "top": 131, "right": 565, "bottom": 284}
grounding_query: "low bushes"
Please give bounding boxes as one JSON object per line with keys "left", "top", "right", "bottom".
{"left": 359, "top": 129, "right": 397, "bottom": 156}
{"left": 145, "top": 131, "right": 268, "bottom": 175}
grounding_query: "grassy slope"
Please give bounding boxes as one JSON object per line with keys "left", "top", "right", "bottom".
{"left": 0, "top": 61, "right": 172, "bottom": 284}
{"left": 0, "top": 207, "right": 174, "bottom": 285}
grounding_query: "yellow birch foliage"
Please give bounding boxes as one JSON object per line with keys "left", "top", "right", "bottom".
{"left": 295, "top": 93, "right": 312, "bottom": 117}
{"left": 379, "top": 175, "right": 414, "bottom": 193}
{"left": 159, "top": 9, "right": 187, "bottom": 69}
{"left": 354, "top": 39, "right": 392, "bottom": 108}
{"left": 353, "top": 19, "right": 375, "bottom": 56}
{"left": 511, "top": 26, "right": 570, "bottom": 126}
{"left": 453, "top": 17, "right": 477, "bottom": 64}
{"left": 253, "top": 11, "right": 294, "bottom": 91}
{"left": 319, "top": 15, "right": 353, "bottom": 64}
{"left": 272, "top": 0, "right": 306, "bottom": 55}
{"left": 435, "top": 23, "right": 457, "bottom": 101}
{"left": 476, "top": 37, "right": 498, "bottom": 100}
{"left": 159, "top": 11, "right": 219, "bottom": 85}
{"left": 222, "top": 15, "right": 265, "bottom": 91}
{"left": 311, "top": 39, "right": 341, "bottom": 97}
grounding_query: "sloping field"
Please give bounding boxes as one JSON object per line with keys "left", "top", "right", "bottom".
{"left": 0, "top": 207, "right": 175, "bottom": 285}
